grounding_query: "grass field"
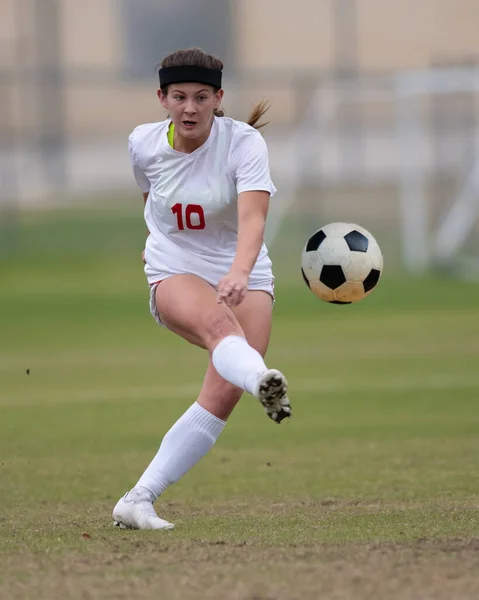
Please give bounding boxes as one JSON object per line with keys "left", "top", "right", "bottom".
{"left": 1, "top": 206, "right": 479, "bottom": 599}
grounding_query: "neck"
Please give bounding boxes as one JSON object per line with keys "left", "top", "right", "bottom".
{"left": 174, "top": 118, "right": 214, "bottom": 154}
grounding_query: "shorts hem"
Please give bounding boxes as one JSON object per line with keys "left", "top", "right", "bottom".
{"left": 148, "top": 277, "right": 275, "bottom": 328}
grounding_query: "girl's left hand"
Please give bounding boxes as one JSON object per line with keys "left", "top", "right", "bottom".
{"left": 216, "top": 270, "right": 249, "bottom": 307}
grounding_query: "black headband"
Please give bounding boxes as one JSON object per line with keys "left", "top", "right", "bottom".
{"left": 159, "top": 66, "right": 222, "bottom": 89}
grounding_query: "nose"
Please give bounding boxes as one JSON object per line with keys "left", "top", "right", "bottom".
{"left": 184, "top": 98, "right": 197, "bottom": 115}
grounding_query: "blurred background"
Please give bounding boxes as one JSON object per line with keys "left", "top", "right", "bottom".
{"left": 1, "top": 0, "right": 479, "bottom": 279}
{"left": 1, "top": 8, "right": 479, "bottom": 597}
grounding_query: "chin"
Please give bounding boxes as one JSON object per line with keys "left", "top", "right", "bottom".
{"left": 181, "top": 127, "right": 206, "bottom": 139}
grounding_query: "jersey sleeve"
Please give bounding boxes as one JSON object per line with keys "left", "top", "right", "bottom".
{"left": 232, "top": 131, "right": 277, "bottom": 197}
{"left": 128, "top": 133, "right": 151, "bottom": 193}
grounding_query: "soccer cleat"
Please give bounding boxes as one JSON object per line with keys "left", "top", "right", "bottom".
{"left": 112, "top": 488, "right": 174, "bottom": 530}
{"left": 254, "top": 369, "right": 292, "bottom": 424}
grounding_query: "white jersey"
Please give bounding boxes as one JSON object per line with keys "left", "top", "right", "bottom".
{"left": 128, "top": 116, "right": 277, "bottom": 288}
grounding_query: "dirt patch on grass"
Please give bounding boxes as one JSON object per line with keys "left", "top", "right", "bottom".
{"left": 2, "top": 538, "right": 479, "bottom": 600}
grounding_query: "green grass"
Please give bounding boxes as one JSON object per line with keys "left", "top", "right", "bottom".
{"left": 1, "top": 207, "right": 479, "bottom": 599}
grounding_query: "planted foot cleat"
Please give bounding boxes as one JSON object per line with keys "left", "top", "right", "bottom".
{"left": 112, "top": 488, "right": 174, "bottom": 531}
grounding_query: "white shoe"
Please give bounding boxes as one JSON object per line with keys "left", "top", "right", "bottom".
{"left": 112, "top": 488, "right": 174, "bottom": 530}
{"left": 254, "top": 369, "right": 292, "bottom": 424}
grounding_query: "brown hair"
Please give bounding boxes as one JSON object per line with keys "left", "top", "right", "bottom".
{"left": 159, "top": 48, "right": 270, "bottom": 130}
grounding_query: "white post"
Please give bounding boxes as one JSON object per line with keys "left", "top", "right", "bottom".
{"left": 433, "top": 158, "right": 479, "bottom": 263}
{"left": 395, "top": 86, "right": 430, "bottom": 272}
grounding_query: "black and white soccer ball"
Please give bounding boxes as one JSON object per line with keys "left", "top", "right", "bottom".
{"left": 301, "top": 222, "right": 383, "bottom": 304}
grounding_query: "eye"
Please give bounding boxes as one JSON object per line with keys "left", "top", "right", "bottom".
{"left": 198, "top": 96, "right": 208, "bottom": 102}
{"left": 173, "top": 95, "right": 184, "bottom": 101}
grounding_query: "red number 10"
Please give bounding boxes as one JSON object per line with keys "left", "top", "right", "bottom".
{"left": 171, "top": 203, "right": 206, "bottom": 230}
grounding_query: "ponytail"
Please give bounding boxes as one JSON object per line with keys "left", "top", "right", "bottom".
{"left": 246, "top": 99, "right": 270, "bottom": 130}
{"left": 214, "top": 99, "right": 270, "bottom": 130}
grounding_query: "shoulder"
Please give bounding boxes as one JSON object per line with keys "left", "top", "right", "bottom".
{"left": 129, "top": 120, "right": 169, "bottom": 147}
{"left": 222, "top": 118, "right": 269, "bottom": 165}
{"left": 128, "top": 120, "right": 169, "bottom": 166}
{"left": 218, "top": 117, "right": 263, "bottom": 142}
{"left": 218, "top": 118, "right": 268, "bottom": 160}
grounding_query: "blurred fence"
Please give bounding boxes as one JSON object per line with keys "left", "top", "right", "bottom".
{"left": 1, "top": 0, "right": 479, "bottom": 276}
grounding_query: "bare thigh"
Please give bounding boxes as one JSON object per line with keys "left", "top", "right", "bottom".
{"left": 155, "top": 274, "right": 245, "bottom": 350}
{"left": 196, "top": 291, "right": 273, "bottom": 420}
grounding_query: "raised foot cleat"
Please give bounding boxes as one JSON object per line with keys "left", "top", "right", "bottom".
{"left": 112, "top": 488, "right": 174, "bottom": 531}
{"left": 254, "top": 369, "right": 292, "bottom": 424}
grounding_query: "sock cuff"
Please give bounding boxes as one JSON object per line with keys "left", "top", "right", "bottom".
{"left": 187, "top": 402, "right": 226, "bottom": 437}
{"left": 212, "top": 335, "right": 247, "bottom": 355}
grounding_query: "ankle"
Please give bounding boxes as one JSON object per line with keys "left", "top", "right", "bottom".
{"left": 245, "top": 369, "right": 266, "bottom": 396}
{"left": 129, "top": 486, "right": 155, "bottom": 502}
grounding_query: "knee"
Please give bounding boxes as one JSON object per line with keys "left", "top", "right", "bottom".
{"left": 203, "top": 312, "right": 243, "bottom": 350}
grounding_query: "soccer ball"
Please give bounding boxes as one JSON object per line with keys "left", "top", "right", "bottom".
{"left": 301, "top": 222, "right": 383, "bottom": 304}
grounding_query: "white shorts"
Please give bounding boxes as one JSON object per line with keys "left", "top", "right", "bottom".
{"left": 148, "top": 275, "right": 275, "bottom": 328}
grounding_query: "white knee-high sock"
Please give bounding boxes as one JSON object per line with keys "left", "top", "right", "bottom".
{"left": 211, "top": 335, "right": 268, "bottom": 394}
{"left": 134, "top": 402, "right": 225, "bottom": 500}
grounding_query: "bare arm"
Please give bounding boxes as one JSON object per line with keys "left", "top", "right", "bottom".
{"left": 231, "top": 190, "right": 269, "bottom": 275}
{"left": 217, "top": 190, "right": 270, "bottom": 306}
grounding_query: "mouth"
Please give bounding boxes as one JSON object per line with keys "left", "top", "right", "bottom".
{"left": 182, "top": 120, "right": 197, "bottom": 129}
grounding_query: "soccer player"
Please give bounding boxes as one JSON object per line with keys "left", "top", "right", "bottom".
{"left": 113, "top": 48, "right": 291, "bottom": 530}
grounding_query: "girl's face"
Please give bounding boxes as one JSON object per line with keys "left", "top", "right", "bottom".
{"left": 159, "top": 82, "right": 223, "bottom": 142}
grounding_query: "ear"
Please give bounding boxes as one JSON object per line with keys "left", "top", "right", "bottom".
{"left": 214, "top": 89, "right": 224, "bottom": 110}
{"left": 158, "top": 88, "right": 169, "bottom": 110}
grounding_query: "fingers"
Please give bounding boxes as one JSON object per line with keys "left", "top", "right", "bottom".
{"left": 217, "top": 287, "right": 237, "bottom": 306}
{"left": 234, "top": 286, "right": 247, "bottom": 306}
{"left": 217, "top": 281, "right": 247, "bottom": 307}
{"left": 216, "top": 286, "right": 227, "bottom": 304}
{"left": 216, "top": 281, "right": 231, "bottom": 303}
{"left": 216, "top": 279, "right": 233, "bottom": 304}
{"left": 228, "top": 285, "right": 243, "bottom": 307}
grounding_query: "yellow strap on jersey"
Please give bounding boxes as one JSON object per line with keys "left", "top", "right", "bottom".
{"left": 167, "top": 122, "right": 175, "bottom": 148}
